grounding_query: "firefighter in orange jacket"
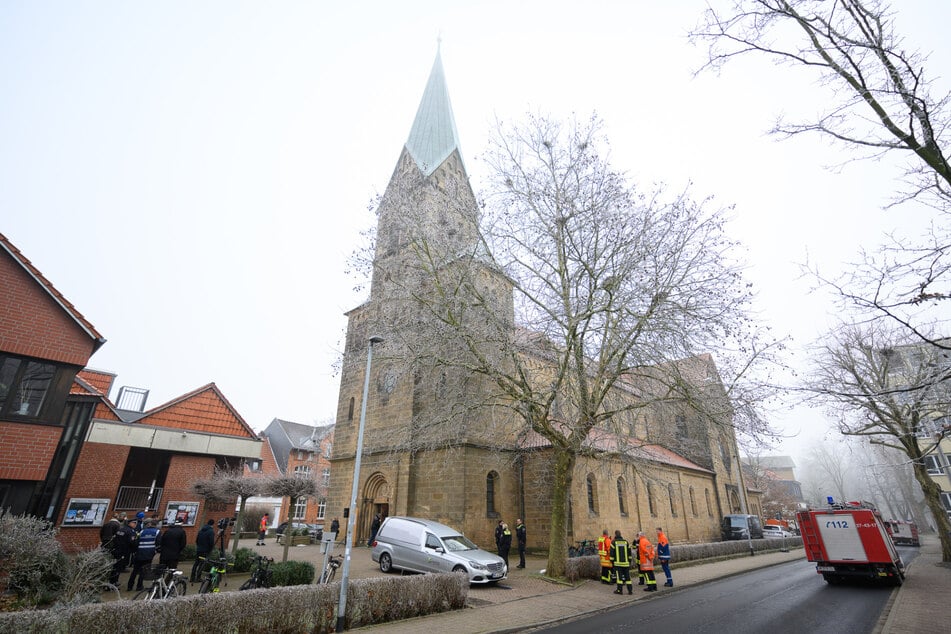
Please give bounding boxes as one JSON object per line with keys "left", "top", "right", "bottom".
{"left": 637, "top": 531, "right": 657, "bottom": 591}
{"left": 597, "top": 529, "right": 613, "bottom": 584}
{"left": 609, "top": 530, "right": 633, "bottom": 595}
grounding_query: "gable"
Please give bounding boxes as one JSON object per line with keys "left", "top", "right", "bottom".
{"left": 0, "top": 233, "right": 104, "bottom": 365}
{"left": 138, "top": 383, "right": 256, "bottom": 438}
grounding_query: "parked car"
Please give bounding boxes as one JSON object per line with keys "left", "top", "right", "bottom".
{"left": 370, "top": 516, "right": 507, "bottom": 585}
{"left": 762, "top": 525, "right": 792, "bottom": 538}
{"left": 275, "top": 522, "right": 323, "bottom": 544}
{"left": 721, "top": 514, "right": 765, "bottom": 540}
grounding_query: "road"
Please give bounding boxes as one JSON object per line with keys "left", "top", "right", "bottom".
{"left": 531, "top": 548, "right": 920, "bottom": 634}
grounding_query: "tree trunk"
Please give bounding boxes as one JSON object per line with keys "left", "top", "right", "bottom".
{"left": 545, "top": 448, "right": 575, "bottom": 578}
{"left": 231, "top": 496, "right": 248, "bottom": 557}
{"left": 911, "top": 462, "right": 951, "bottom": 562}
{"left": 282, "top": 496, "right": 296, "bottom": 563}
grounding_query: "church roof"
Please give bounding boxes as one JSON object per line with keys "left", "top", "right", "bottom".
{"left": 405, "top": 48, "right": 464, "bottom": 176}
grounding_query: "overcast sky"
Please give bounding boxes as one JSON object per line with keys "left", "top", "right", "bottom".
{"left": 2, "top": 1, "right": 946, "bottom": 469}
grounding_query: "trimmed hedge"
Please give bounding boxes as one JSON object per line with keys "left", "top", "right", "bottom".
{"left": 231, "top": 547, "right": 256, "bottom": 573}
{"left": 0, "top": 572, "right": 469, "bottom": 633}
{"left": 564, "top": 537, "right": 803, "bottom": 582}
{"left": 270, "top": 560, "right": 315, "bottom": 586}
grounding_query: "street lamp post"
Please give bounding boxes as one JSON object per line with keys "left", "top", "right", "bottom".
{"left": 336, "top": 335, "right": 383, "bottom": 632}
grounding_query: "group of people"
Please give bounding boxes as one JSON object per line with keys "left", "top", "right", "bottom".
{"left": 494, "top": 518, "right": 527, "bottom": 569}
{"left": 99, "top": 512, "right": 217, "bottom": 592}
{"left": 597, "top": 527, "right": 673, "bottom": 595}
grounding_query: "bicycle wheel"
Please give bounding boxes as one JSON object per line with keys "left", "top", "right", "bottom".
{"left": 170, "top": 578, "right": 187, "bottom": 597}
{"left": 239, "top": 576, "right": 257, "bottom": 591}
{"left": 133, "top": 586, "right": 157, "bottom": 601}
{"left": 323, "top": 566, "right": 336, "bottom": 584}
{"left": 198, "top": 578, "right": 213, "bottom": 595}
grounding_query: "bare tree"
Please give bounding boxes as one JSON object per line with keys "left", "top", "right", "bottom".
{"left": 691, "top": 0, "right": 950, "bottom": 343}
{"left": 261, "top": 475, "right": 319, "bottom": 563}
{"left": 364, "top": 113, "right": 778, "bottom": 577}
{"left": 192, "top": 469, "right": 262, "bottom": 556}
{"left": 805, "top": 321, "right": 951, "bottom": 559}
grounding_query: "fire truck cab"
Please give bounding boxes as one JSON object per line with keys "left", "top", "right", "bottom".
{"left": 796, "top": 500, "right": 905, "bottom": 586}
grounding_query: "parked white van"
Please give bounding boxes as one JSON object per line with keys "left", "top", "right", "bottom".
{"left": 370, "top": 516, "right": 507, "bottom": 584}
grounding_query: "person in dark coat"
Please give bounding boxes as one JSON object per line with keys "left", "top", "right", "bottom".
{"left": 368, "top": 513, "right": 382, "bottom": 547}
{"left": 498, "top": 522, "right": 513, "bottom": 569}
{"left": 158, "top": 518, "right": 188, "bottom": 570}
{"left": 190, "top": 518, "right": 216, "bottom": 583}
{"left": 495, "top": 520, "right": 504, "bottom": 555}
{"left": 515, "top": 519, "right": 527, "bottom": 568}
{"left": 109, "top": 518, "right": 137, "bottom": 586}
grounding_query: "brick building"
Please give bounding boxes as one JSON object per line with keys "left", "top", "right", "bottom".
{"left": 327, "top": 52, "right": 761, "bottom": 551}
{"left": 0, "top": 232, "right": 105, "bottom": 518}
{"left": 258, "top": 418, "right": 333, "bottom": 527}
{"left": 1, "top": 231, "right": 264, "bottom": 552}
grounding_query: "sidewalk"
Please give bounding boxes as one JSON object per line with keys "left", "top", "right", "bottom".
{"left": 877, "top": 534, "right": 950, "bottom": 633}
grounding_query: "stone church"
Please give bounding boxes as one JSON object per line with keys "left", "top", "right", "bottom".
{"left": 327, "top": 50, "right": 761, "bottom": 553}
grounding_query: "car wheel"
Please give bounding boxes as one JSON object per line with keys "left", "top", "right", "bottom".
{"left": 379, "top": 552, "right": 393, "bottom": 573}
{"left": 452, "top": 565, "right": 468, "bottom": 577}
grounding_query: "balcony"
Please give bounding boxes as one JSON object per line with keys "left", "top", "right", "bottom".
{"left": 115, "top": 486, "right": 163, "bottom": 511}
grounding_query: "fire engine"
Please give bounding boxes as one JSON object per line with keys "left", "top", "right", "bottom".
{"left": 796, "top": 500, "right": 905, "bottom": 586}
{"left": 884, "top": 519, "right": 921, "bottom": 547}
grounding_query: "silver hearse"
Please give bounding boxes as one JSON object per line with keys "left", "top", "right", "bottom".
{"left": 370, "top": 516, "right": 507, "bottom": 584}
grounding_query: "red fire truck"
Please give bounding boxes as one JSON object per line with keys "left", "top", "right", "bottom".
{"left": 796, "top": 501, "right": 905, "bottom": 586}
{"left": 884, "top": 519, "right": 921, "bottom": 547}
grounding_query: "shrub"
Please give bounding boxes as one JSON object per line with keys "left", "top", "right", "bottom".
{"left": 232, "top": 547, "right": 256, "bottom": 573}
{"left": 270, "top": 560, "right": 315, "bottom": 586}
{"left": 0, "top": 573, "right": 468, "bottom": 632}
{"left": 0, "top": 513, "right": 112, "bottom": 609}
{"left": 181, "top": 544, "right": 197, "bottom": 561}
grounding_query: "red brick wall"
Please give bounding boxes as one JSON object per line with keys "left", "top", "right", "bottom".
{"left": 56, "top": 442, "right": 130, "bottom": 553}
{"left": 163, "top": 454, "right": 218, "bottom": 544}
{"left": 0, "top": 422, "right": 62, "bottom": 480}
{"left": 0, "top": 251, "right": 97, "bottom": 366}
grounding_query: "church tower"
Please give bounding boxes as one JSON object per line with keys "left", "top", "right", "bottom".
{"left": 328, "top": 49, "right": 518, "bottom": 546}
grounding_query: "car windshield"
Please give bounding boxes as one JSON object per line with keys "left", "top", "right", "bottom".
{"left": 727, "top": 517, "right": 747, "bottom": 527}
{"left": 442, "top": 535, "right": 478, "bottom": 552}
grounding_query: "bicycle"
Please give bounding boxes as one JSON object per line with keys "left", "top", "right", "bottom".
{"left": 239, "top": 555, "right": 274, "bottom": 590}
{"left": 319, "top": 553, "right": 342, "bottom": 584}
{"left": 197, "top": 554, "right": 232, "bottom": 594}
{"left": 133, "top": 565, "right": 187, "bottom": 600}
{"left": 568, "top": 539, "right": 597, "bottom": 558}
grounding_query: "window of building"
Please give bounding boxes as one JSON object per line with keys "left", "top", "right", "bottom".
{"left": 647, "top": 482, "right": 656, "bottom": 516}
{"left": 941, "top": 492, "right": 951, "bottom": 520}
{"left": 324, "top": 442, "right": 332, "bottom": 459}
{"left": 616, "top": 478, "right": 628, "bottom": 516}
{"left": 293, "top": 497, "right": 307, "bottom": 520}
{"left": 486, "top": 471, "right": 499, "bottom": 517}
{"left": 294, "top": 465, "right": 311, "bottom": 477}
{"left": 0, "top": 355, "right": 56, "bottom": 419}
{"left": 348, "top": 397, "right": 355, "bottom": 421}
{"left": 586, "top": 473, "right": 599, "bottom": 515}
{"left": 317, "top": 498, "right": 326, "bottom": 520}
{"left": 924, "top": 454, "right": 945, "bottom": 475}
{"left": 297, "top": 449, "right": 305, "bottom": 461}
{"left": 675, "top": 414, "right": 688, "bottom": 438}
{"left": 247, "top": 459, "right": 261, "bottom": 472}
{"left": 705, "top": 488, "right": 713, "bottom": 517}
{"left": 668, "top": 483, "right": 678, "bottom": 517}
{"left": 689, "top": 487, "right": 698, "bottom": 516}
{"left": 322, "top": 468, "right": 330, "bottom": 486}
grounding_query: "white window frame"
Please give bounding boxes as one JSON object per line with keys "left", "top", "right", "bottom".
{"left": 317, "top": 498, "right": 326, "bottom": 520}
{"left": 293, "top": 497, "right": 307, "bottom": 520}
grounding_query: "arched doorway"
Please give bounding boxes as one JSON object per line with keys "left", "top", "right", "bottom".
{"left": 359, "top": 472, "right": 390, "bottom": 546}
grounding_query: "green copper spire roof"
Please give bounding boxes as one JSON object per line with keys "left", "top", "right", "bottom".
{"left": 405, "top": 49, "right": 464, "bottom": 176}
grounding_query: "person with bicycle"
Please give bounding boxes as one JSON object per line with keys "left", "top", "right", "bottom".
{"left": 191, "top": 518, "right": 216, "bottom": 583}
{"left": 128, "top": 519, "right": 159, "bottom": 592}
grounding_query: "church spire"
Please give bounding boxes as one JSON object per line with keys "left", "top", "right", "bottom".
{"left": 405, "top": 48, "right": 464, "bottom": 176}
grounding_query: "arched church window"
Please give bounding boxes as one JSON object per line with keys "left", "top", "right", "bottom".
{"left": 689, "top": 487, "right": 698, "bottom": 516}
{"left": 668, "top": 483, "right": 678, "bottom": 517}
{"left": 616, "top": 477, "right": 628, "bottom": 516}
{"left": 647, "top": 482, "right": 656, "bottom": 517}
{"left": 586, "top": 474, "right": 599, "bottom": 515}
{"left": 347, "top": 397, "right": 355, "bottom": 421}
{"left": 486, "top": 471, "right": 499, "bottom": 517}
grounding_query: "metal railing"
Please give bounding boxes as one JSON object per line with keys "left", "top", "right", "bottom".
{"left": 115, "top": 486, "right": 163, "bottom": 511}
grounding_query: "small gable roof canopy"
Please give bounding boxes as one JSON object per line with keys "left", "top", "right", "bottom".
{"left": 0, "top": 232, "right": 106, "bottom": 358}
{"left": 405, "top": 48, "right": 464, "bottom": 176}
